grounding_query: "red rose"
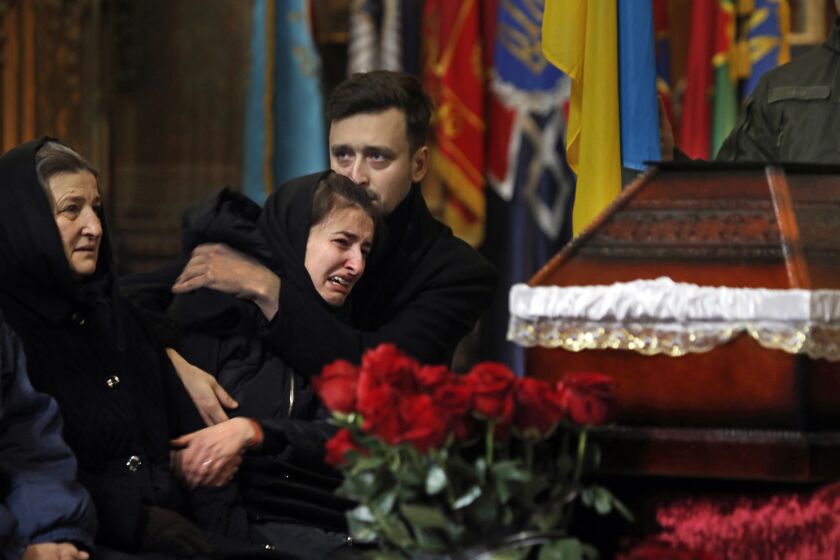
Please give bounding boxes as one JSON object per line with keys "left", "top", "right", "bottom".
{"left": 513, "top": 377, "right": 566, "bottom": 438}
{"left": 312, "top": 359, "right": 360, "bottom": 413}
{"left": 414, "top": 364, "right": 452, "bottom": 391}
{"left": 359, "top": 385, "right": 403, "bottom": 444}
{"left": 395, "top": 394, "right": 450, "bottom": 453}
{"left": 557, "top": 372, "right": 616, "bottom": 426}
{"left": 434, "top": 379, "right": 475, "bottom": 441}
{"left": 465, "top": 362, "right": 517, "bottom": 423}
{"left": 324, "top": 428, "right": 366, "bottom": 466}
{"left": 360, "top": 344, "right": 420, "bottom": 394}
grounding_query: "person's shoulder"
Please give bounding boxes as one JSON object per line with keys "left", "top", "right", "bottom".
{"left": 421, "top": 215, "right": 497, "bottom": 280}
{"left": 759, "top": 43, "right": 837, "bottom": 89}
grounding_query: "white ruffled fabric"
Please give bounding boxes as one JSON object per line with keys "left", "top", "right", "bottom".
{"left": 507, "top": 277, "right": 840, "bottom": 360}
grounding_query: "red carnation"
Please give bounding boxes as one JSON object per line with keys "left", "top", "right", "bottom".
{"left": 557, "top": 372, "right": 616, "bottom": 426}
{"left": 312, "top": 359, "right": 360, "bottom": 413}
{"left": 325, "top": 428, "right": 366, "bottom": 466}
{"left": 513, "top": 377, "right": 566, "bottom": 438}
{"left": 465, "top": 362, "right": 517, "bottom": 424}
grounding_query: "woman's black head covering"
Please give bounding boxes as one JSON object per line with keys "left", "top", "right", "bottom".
{"left": 259, "top": 170, "right": 331, "bottom": 302}
{"left": 172, "top": 171, "right": 332, "bottom": 335}
{"left": 0, "top": 136, "right": 115, "bottom": 321}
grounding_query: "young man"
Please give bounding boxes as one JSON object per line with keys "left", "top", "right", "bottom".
{"left": 169, "top": 71, "right": 498, "bottom": 379}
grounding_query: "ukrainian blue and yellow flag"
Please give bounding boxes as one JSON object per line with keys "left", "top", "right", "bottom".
{"left": 542, "top": 0, "right": 659, "bottom": 234}
{"left": 242, "top": 0, "right": 327, "bottom": 204}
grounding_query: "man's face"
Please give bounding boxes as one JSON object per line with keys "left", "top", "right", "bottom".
{"left": 329, "top": 107, "right": 429, "bottom": 215}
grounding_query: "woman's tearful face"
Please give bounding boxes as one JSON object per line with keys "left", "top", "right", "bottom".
{"left": 49, "top": 171, "right": 102, "bottom": 280}
{"left": 305, "top": 206, "right": 374, "bottom": 307}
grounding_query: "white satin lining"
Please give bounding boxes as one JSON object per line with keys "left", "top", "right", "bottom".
{"left": 508, "top": 277, "right": 840, "bottom": 360}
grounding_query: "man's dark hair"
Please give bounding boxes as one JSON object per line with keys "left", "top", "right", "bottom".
{"left": 310, "top": 171, "right": 381, "bottom": 231}
{"left": 327, "top": 70, "right": 434, "bottom": 154}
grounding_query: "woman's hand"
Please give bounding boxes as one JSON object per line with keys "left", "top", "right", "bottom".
{"left": 171, "top": 243, "right": 281, "bottom": 320}
{"left": 170, "top": 417, "right": 256, "bottom": 487}
{"left": 166, "top": 348, "right": 237, "bottom": 426}
{"left": 22, "top": 543, "right": 89, "bottom": 560}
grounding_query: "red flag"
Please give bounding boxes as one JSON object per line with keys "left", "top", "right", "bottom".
{"left": 421, "top": 0, "right": 485, "bottom": 246}
{"left": 678, "top": 0, "right": 717, "bottom": 159}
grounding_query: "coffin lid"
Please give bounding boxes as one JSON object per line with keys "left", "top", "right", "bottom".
{"left": 508, "top": 163, "right": 840, "bottom": 360}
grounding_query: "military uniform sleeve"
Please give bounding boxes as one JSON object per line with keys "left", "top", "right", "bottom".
{"left": 716, "top": 74, "right": 779, "bottom": 162}
{"left": 0, "top": 322, "right": 96, "bottom": 555}
{"left": 262, "top": 253, "right": 498, "bottom": 376}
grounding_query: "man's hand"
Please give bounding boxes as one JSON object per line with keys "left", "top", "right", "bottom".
{"left": 171, "top": 243, "right": 281, "bottom": 320}
{"left": 166, "top": 348, "right": 237, "bottom": 426}
{"left": 22, "top": 543, "right": 89, "bottom": 560}
{"left": 170, "top": 418, "right": 256, "bottom": 487}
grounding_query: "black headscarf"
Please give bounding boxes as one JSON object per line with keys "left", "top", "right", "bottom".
{"left": 173, "top": 171, "right": 341, "bottom": 335}
{"left": 259, "top": 170, "right": 331, "bottom": 303}
{"left": 0, "top": 137, "right": 116, "bottom": 321}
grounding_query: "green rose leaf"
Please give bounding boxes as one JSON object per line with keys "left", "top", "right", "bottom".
{"left": 351, "top": 455, "right": 385, "bottom": 473}
{"left": 412, "top": 526, "right": 448, "bottom": 553}
{"left": 492, "top": 460, "right": 531, "bottom": 482}
{"left": 537, "top": 538, "right": 598, "bottom": 560}
{"left": 399, "top": 503, "right": 450, "bottom": 530}
{"left": 348, "top": 471, "right": 381, "bottom": 498}
{"left": 592, "top": 486, "right": 612, "bottom": 515}
{"left": 453, "top": 485, "right": 482, "bottom": 509}
{"left": 425, "top": 464, "right": 448, "bottom": 495}
{"left": 591, "top": 485, "right": 634, "bottom": 522}
{"left": 372, "top": 488, "right": 398, "bottom": 516}
{"left": 483, "top": 548, "right": 531, "bottom": 560}
{"left": 376, "top": 513, "right": 414, "bottom": 549}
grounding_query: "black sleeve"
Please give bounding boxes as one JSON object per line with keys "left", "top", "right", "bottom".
{"left": 262, "top": 256, "right": 497, "bottom": 376}
{"left": 119, "top": 259, "right": 187, "bottom": 348}
{"left": 0, "top": 323, "right": 97, "bottom": 556}
{"left": 256, "top": 408, "right": 336, "bottom": 459}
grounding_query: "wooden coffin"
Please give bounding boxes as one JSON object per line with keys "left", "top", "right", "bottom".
{"left": 513, "top": 163, "right": 840, "bottom": 482}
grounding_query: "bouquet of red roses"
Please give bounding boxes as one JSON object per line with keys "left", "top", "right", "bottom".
{"left": 312, "top": 344, "right": 630, "bottom": 559}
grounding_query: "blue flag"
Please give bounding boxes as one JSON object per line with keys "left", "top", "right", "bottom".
{"left": 242, "top": 0, "right": 327, "bottom": 204}
{"left": 742, "top": 0, "right": 790, "bottom": 98}
{"left": 618, "top": 0, "right": 660, "bottom": 171}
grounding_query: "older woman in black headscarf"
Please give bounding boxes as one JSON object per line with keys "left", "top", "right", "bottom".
{"left": 0, "top": 138, "right": 285, "bottom": 559}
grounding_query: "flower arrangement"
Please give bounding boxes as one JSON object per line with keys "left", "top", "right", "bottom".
{"left": 312, "top": 344, "right": 630, "bottom": 559}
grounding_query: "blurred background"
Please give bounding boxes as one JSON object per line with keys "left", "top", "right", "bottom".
{"left": 0, "top": 0, "right": 836, "bottom": 368}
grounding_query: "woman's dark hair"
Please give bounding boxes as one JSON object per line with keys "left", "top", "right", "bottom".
{"left": 310, "top": 172, "right": 380, "bottom": 231}
{"left": 35, "top": 141, "right": 98, "bottom": 203}
{"left": 327, "top": 70, "right": 434, "bottom": 154}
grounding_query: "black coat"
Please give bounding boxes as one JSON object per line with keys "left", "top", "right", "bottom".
{"left": 0, "top": 138, "right": 280, "bottom": 558}
{"left": 263, "top": 173, "right": 498, "bottom": 377}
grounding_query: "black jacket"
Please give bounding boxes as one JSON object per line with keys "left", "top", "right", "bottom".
{"left": 718, "top": 19, "right": 840, "bottom": 163}
{"left": 0, "top": 138, "right": 280, "bottom": 559}
{"left": 0, "top": 314, "right": 97, "bottom": 558}
{"left": 263, "top": 173, "right": 498, "bottom": 377}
